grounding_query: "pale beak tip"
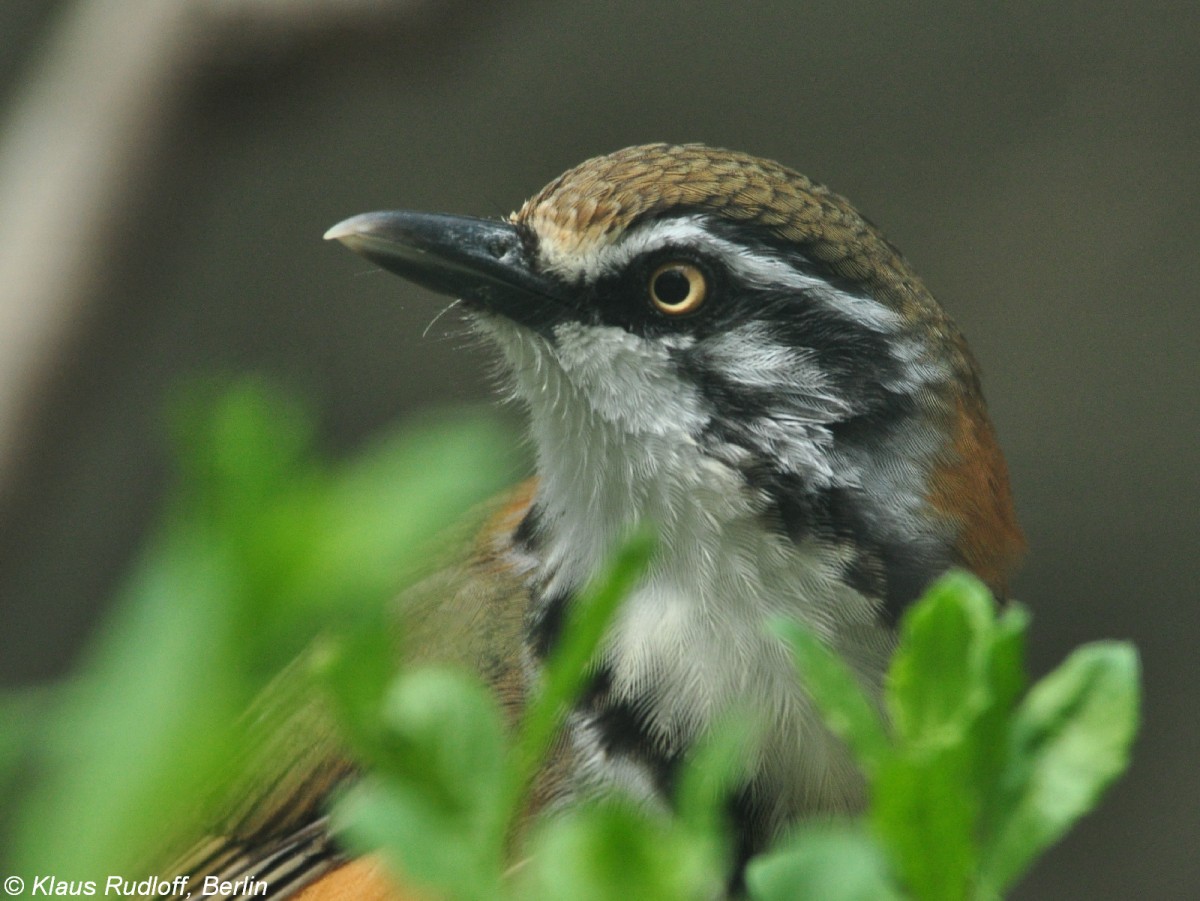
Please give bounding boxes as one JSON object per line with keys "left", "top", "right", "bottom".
{"left": 323, "top": 218, "right": 359, "bottom": 243}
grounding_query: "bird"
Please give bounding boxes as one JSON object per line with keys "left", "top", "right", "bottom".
{"left": 173, "top": 143, "right": 1023, "bottom": 899}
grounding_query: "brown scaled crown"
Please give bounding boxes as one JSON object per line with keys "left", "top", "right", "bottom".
{"left": 514, "top": 143, "right": 929, "bottom": 322}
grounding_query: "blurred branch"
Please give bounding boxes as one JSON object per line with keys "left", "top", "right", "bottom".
{"left": 0, "top": 0, "right": 435, "bottom": 502}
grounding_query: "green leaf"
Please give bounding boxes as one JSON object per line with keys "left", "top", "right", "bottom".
{"left": 985, "top": 605, "right": 1030, "bottom": 720}
{"left": 871, "top": 748, "right": 977, "bottom": 901}
{"left": 0, "top": 686, "right": 51, "bottom": 788}
{"left": 167, "top": 378, "right": 515, "bottom": 679}
{"left": 333, "top": 668, "right": 510, "bottom": 901}
{"left": 974, "top": 605, "right": 1030, "bottom": 823}
{"left": 515, "top": 529, "right": 655, "bottom": 788}
{"left": 980, "top": 642, "right": 1140, "bottom": 893}
{"left": 887, "top": 571, "right": 994, "bottom": 752}
{"left": 306, "top": 410, "right": 515, "bottom": 606}
{"left": 312, "top": 625, "right": 396, "bottom": 764}
{"left": 674, "top": 714, "right": 753, "bottom": 852}
{"left": 6, "top": 525, "right": 242, "bottom": 877}
{"left": 335, "top": 776, "right": 502, "bottom": 901}
{"left": 747, "top": 823, "right": 902, "bottom": 901}
{"left": 253, "top": 410, "right": 515, "bottom": 674}
{"left": 169, "top": 377, "right": 317, "bottom": 527}
{"left": 773, "top": 619, "right": 891, "bottom": 775}
{"left": 380, "top": 668, "right": 508, "bottom": 829}
{"left": 520, "top": 801, "right": 723, "bottom": 901}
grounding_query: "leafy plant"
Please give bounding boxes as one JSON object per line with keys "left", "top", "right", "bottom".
{"left": 2, "top": 379, "right": 514, "bottom": 880}
{"left": 321, "top": 531, "right": 733, "bottom": 901}
{"left": 322, "top": 568, "right": 1139, "bottom": 901}
{"left": 1, "top": 383, "right": 1140, "bottom": 901}
{"left": 757, "top": 574, "right": 1140, "bottom": 901}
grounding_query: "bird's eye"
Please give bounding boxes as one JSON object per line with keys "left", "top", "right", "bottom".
{"left": 649, "top": 262, "right": 707, "bottom": 315}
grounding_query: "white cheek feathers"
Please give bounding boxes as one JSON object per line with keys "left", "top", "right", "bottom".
{"left": 548, "top": 321, "right": 705, "bottom": 436}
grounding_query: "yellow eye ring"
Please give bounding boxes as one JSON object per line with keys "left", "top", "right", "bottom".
{"left": 649, "top": 262, "right": 707, "bottom": 315}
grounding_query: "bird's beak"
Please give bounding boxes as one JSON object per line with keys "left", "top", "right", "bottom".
{"left": 324, "top": 211, "right": 560, "bottom": 316}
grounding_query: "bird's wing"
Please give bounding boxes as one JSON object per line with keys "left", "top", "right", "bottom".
{"left": 160, "top": 482, "right": 539, "bottom": 900}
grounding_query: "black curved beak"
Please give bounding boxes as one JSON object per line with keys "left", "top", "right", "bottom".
{"left": 324, "top": 211, "right": 561, "bottom": 320}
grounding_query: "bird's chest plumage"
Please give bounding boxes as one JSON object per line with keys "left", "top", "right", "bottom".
{"left": 518, "top": 381, "right": 891, "bottom": 836}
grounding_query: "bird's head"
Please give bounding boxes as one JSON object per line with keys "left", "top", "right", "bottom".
{"left": 327, "top": 143, "right": 1023, "bottom": 611}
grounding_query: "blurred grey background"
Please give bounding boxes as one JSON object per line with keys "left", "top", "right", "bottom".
{"left": 0, "top": 1, "right": 1195, "bottom": 897}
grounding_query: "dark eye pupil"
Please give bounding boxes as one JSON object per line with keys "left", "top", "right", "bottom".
{"left": 654, "top": 268, "right": 691, "bottom": 304}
